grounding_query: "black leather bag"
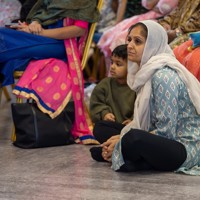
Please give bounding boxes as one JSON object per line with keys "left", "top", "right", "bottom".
{"left": 11, "top": 100, "right": 75, "bottom": 148}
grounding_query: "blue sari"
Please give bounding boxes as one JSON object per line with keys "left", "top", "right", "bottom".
{"left": 0, "top": 20, "right": 66, "bottom": 86}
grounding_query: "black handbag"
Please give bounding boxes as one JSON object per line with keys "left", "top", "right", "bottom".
{"left": 11, "top": 100, "right": 75, "bottom": 148}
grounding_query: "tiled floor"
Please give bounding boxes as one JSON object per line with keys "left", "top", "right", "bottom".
{"left": 1, "top": 88, "right": 200, "bottom": 200}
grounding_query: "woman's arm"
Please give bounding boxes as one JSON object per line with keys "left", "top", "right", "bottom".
{"left": 39, "top": 25, "right": 86, "bottom": 40}
{"left": 115, "top": 0, "right": 127, "bottom": 24}
{"left": 17, "top": 20, "right": 87, "bottom": 40}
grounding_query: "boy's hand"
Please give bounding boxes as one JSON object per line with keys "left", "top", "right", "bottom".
{"left": 103, "top": 113, "right": 115, "bottom": 122}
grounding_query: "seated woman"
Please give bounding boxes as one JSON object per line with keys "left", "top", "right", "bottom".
{"left": 0, "top": 0, "right": 100, "bottom": 144}
{"left": 0, "top": 0, "right": 99, "bottom": 86}
{"left": 90, "top": 20, "right": 200, "bottom": 175}
{"left": 158, "top": 0, "right": 200, "bottom": 49}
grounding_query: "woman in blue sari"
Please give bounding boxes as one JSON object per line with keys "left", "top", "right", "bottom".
{"left": 0, "top": 0, "right": 100, "bottom": 86}
{"left": 0, "top": 0, "right": 100, "bottom": 144}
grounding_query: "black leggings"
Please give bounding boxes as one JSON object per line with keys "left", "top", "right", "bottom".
{"left": 93, "top": 120, "right": 124, "bottom": 144}
{"left": 93, "top": 121, "right": 187, "bottom": 171}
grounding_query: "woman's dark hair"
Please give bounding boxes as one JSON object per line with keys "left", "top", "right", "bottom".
{"left": 112, "top": 44, "right": 128, "bottom": 60}
{"left": 127, "top": 22, "right": 148, "bottom": 39}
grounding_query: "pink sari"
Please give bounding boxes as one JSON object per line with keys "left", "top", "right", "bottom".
{"left": 13, "top": 18, "right": 99, "bottom": 144}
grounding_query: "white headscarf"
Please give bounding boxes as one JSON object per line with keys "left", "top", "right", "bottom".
{"left": 121, "top": 20, "right": 200, "bottom": 136}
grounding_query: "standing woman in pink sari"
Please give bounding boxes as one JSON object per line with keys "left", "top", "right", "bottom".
{"left": 0, "top": 0, "right": 100, "bottom": 144}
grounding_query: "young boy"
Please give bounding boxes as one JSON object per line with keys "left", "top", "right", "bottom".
{"left": 89, "top": 44, "right": 136, "bottom": 127}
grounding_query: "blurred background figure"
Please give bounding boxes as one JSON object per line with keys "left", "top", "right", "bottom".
{"left": 95, "top": 0, "right": 178, "bottom": 79}
{"left": 158, "top": 0, "right": 200, "bottom": 49}
{"left": 94, "top": 0, "right": 128, "bottom": 44}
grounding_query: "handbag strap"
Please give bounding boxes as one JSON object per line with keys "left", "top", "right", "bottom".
{"left": 31, "top": 104, "right": 39, "bottom": 147}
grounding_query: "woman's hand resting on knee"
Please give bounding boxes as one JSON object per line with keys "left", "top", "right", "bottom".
{"left": 12, "top": 20, "right": 43, "bottom": 35}
{"left": 27, "top": 21, "right": 43, "bottom": 35}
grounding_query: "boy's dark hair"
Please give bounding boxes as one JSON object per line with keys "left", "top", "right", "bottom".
{"left": 112, "top": 44, "right": 128, "bottom": 60}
